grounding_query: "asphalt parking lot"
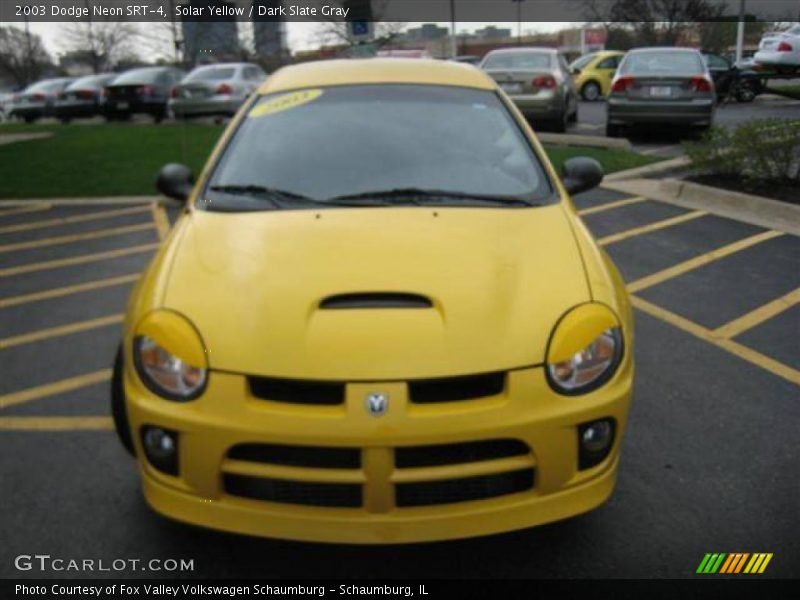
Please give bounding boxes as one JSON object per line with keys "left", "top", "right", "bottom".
{"left": 0, "top": 189, "right": 798, "bottom": 579}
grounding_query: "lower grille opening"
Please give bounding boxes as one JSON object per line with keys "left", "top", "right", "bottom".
{"left": 395, "top": 439, "right": 530, "bottom": 468}
{"left": 396, "top": 469, "right": 534, "bottom": 507}
{"left": 224, "top": 474, "right": 362, "bottom": 508}
{"left": 228, "top": 443, "right": 361, "bottom": 469}
{"left": 249, "top": 377, "right": 345, "bottom": 406}
{"left": 409, "top": 372, "right": 505, "bottom": 404}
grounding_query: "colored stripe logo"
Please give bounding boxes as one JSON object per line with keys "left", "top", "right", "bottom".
{"left": 696, "top": 553, "right": 773, "bottom": 574}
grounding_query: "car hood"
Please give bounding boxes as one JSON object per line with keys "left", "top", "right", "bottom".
{"left": 163, "top": 205, "right": 590, "bottom": 380}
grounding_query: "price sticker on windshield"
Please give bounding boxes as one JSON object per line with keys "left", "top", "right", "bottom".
{"left": 249, "top": 89, "right": 323, "bottom": 118}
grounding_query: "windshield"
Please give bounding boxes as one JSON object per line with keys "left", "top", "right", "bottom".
{"left": 621, "top": 51, "right": 705, "bottom": 75}
{"left": 186, "top": 67, "right": 237, "bottom": 81}
{"left": 570, "top": 54, "right": 596, "bottom": 71}
{"left": 112, "top": 68, "right": 162, "bottom": 85}
{"left": 482, "top": 52, "right": 552, "bottom": 70}
{"left": 203, "top": 84, "right": 551, "bottom": 211}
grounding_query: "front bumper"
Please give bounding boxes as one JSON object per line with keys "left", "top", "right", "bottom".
{"left": 125, "top": 359, "right": 632, "bottom": 544}
{"left": 608, "top": 98, "right": 715, "bottom": 125}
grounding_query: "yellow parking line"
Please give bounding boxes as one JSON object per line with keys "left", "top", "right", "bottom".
{"left": 598, "top": 210, "right": 707, "bottom": 246}
{"left": 631, "top": 296, "right": 800, "bottom": 386}
{"left": 713, "top": 288, "right": 800, "bottom": 340}
{"left": 0, "top": 205, "right": 151, "bottom": 235}
{"left": 0, "top": 314, "right": 124, "bottom": 350}
{"left": 0, "top": 274, "right": 139, "bottom": 309}
{"left": 0, "top": 369, "right": 112, "bottom": 410}
{"left": 0, "top": 203, "right": 51, "bottom": 217}
{"left": 0, "top": 243, "right": 159, "bottom": 277}
{"left": 0, "top": 417, "right": 113, "bottom": 431}
{"left": 577, "top": 196, "right": 646, "bottom": 216}
{"left": 627, "top": 230, "right": 784, "bottom": 293}
{"left": 0, "top": 222, "right": 153, "bottom": 254}
{"left": 150, "top": 202, "right": 171, "bottom": 241}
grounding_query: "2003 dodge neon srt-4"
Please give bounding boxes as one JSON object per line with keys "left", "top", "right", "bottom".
{"left": 112, "top": 59, "right": 634, "bottom": 543}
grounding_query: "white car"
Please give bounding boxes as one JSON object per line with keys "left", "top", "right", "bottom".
{"left": 754, "top": 24, "right": 800, "bottom": 70}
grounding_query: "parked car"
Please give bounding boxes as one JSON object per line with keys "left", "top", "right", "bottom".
{"left": 606, "top": 47, "right": 715, "bottom": 137}
{"left": 54, "top": 73, "right": 117, "bottom": 123}
{"left": 569, "top": 50, "right": 625, "bottom": 101}
{"left": 105, "top": 67, "right": 184, "bottom": 123}
{"left": 0, "top": 92, "right": 11, "bottom": 123}
{"left": 702, "top": 53, "right": 762, "bottom": 102}
{"left": 754, "top": 24, "right": 800, "bottom": 72}
{"left": 170, "top": 63, "right": 266, "bottom": 119}
{"left": 449, "top": 55, "right": 482, "bottom": 66}
{"left": 9, "top": 78, "right": 75, "bottom": 123}
{"left": 112, "top": 58, "right": 633, "bottom": 544}
{"left": 480, "top": 47, "right": 578, "bottom": 132}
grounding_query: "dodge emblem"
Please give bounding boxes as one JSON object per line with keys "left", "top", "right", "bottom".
{"left": 365, "top": 392, "right": 389, "bottom": 417}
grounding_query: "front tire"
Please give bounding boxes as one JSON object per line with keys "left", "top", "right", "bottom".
{"left": 581, "top": 81, "right": 602, "bottom": 102}
{"left": 111, "top": 344, "right": 135, "bottom": 456}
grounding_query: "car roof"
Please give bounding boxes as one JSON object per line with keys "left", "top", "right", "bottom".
{"left": 258, "top": 59, "right": 496, "bottom": 95}
{"left": 485, "top": 47, "right": 557, "bottom": 55}
{"left": 628, "top": 47, "right": 700, "bottom": 53}
{"left": 192, "top": 63, "right": 254, "bottom": 70}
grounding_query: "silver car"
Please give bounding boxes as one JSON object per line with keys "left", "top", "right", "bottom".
{"left": 54, "top": 73, "right": 117, "bottom": 123}
{"left": 170, "top": 63, "right": 267, "bottom": 119}
{"left": 606, "top": 48, "right": 716, "bottom": 137}
{"left": 9, "top": 78, "right": 75, "bottom": 123}
{"left": 480, "top": 47, "right": 578, "bottom": 132}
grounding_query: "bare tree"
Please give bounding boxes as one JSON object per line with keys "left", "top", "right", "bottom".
{"left": 0, "top": 26, "right": 53, "bottom": 87}
{"left": 314, "top": 21, "right": 407, "bottom": 51}
{"left": 60, "top": 17, "right": 139, "bottom": 73}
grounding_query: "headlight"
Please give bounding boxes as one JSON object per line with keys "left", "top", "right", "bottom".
{"left": 133, "top": 310, "right": 208, "bottom": 401}
{"left": 546, "top": 304, "right": 623, "bottom": 395}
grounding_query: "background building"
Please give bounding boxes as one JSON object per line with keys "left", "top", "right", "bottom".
{"left": 252, "top": 1, "right": 288, "bottom": 69}
{"left": 180, "top": 0, "right": 240, "bottom": 67}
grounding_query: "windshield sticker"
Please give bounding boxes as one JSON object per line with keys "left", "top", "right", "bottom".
{"left": 249, "top": 89, "right": 323, "bottom": 118}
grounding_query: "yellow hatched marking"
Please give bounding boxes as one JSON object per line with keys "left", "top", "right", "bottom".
{"left": 713, "top": 288, "right": 800, "bottom": 340}
{"left": 577, "top": 196, "right": 646, "bottom": 216}
{"left": 0, "top": 417, "right": 113, "bottom": 431}
{"left": 757, "top": 554, "right": 773, "bottom": 573}
{"left": 0, "top": 222, "right": 153, "bottom": 254}
{"left": 631, "top": 296, "right": 800, "bottom": 386}
{"left": 0, "top": 274, "right": 138, "bottom": 309}
{"left": 0, "top": 314, "right": 123, "bottom": 350}
{"left": 0, "top": 243, "right": 159, "bottom": 277}
{"left": 0, "top": 369, "right": 111, "bottom": 410}
{"left": 150, "top": 202, "right": 171, "bottom": 241}
{"left": 598, "top": 210, "right": 707, "bottom": 246}
{"left": 744, "top": 554, "right": 761, "bottom": 573}
{"left": 627, "top": 230, "right": 784, "bottom": 293}
{"left": 0, "top": 205, "right": 150, "bottom": 234}
{"left": 0, "top": 203, "right": 51, "bottom": 217}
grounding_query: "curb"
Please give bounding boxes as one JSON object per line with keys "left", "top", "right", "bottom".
{"left": 0, "top": 132, "right": 53, "bottom": 146}
{"left": 538, "top": 132, "right": 632, "bottom": 151}
{"left": 603, "top": 156, "right": 689, "bottom": 182}
{"left": 602, "top": 177, "right": 800, "bottom": 236}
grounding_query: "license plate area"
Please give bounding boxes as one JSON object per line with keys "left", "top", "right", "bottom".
{"left": 649, "top": 86, "right": 672, "bottom": 98}
{"left": 501, "top": 82, "right": 523, "bottom": 94}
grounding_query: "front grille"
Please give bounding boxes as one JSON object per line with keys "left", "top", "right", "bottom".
{"left": 249, "top": 377, "right": 345, "bottom": 405}
{"left": 409, "top": 372, "right": 505, "bottom": 404}
{"left": 396, "top": 439, "right": 530, "bottom": 468}
{"left": 396, "top": 469, "right": 534, "bottom": 507}
{"left": 228, "top": 443, "right": 360, "bottom": 469}
{"left": 224, "top": 474, "right": 362, "bottom": 508}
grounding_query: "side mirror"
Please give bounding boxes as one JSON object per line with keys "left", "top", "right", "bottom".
{"left": 156, "top": 163, "right": 194, "bottom": 202}
{"left": 562, "top": 157, "right": 604, "bottom": 195}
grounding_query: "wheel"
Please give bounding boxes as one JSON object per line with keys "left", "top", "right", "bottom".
{"left": 552, "top": 111, "right": 567, "bottom": 133}
{"left": 736, "top": 85, "right": 756, "bottom": 103}
{"left": 111, "top": 344, "right": 135, "bottom": 456}
{"left": 606, "top": 122, "right": 621, "bottom": 138}
{"left": 581, "top": 81, "right": 602, "bottom": 102}
{"left": 568, "top": 105, "right": 578, "bottom": 123}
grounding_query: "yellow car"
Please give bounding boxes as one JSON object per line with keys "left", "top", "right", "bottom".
{"left": 570, "top": 51, "right": 625, "bottom": 101}
{"left": 112, "top": 59, "right": 634, "bottom": 544}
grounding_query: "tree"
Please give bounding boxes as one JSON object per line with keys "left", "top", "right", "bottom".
{"left": 0, "top": 26, "right": 52, "bottom": 87}
{"left": 60, "top": 17, "right": 139, "bottom": 73}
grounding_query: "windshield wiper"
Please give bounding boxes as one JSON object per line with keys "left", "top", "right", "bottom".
{"left": 327, "top": 187, "right": 538, "bottom": 207}
{"left": 207, "top": 184, "right": 314, "bottom": 208}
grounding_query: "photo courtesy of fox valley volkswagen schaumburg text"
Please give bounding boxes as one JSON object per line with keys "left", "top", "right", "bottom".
{"left": 0, "top": 0, "right": 798, "bottom": 591}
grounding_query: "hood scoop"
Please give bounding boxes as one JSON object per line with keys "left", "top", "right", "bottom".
{"left": 319, "top": 292, "right": 433, "bottom": 310}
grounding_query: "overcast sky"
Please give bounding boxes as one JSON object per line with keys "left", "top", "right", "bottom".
{"left": 14, "top": 21, "right": 569, "bottom": 59}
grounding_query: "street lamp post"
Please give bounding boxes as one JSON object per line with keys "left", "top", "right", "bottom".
{"left": 511, "top": 0, "right": 525, "bottom": 45}
{"left": 735, "top": 0, "right": 746, "bottom": 66}
{"left": 450, "top": 0, "right": 458, "bottom": 58}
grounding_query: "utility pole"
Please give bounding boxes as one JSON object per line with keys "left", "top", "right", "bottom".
{"left": 449, "top": 0, "right": 457, "bottom": 58}
{"left": 512, "top": 0, "right": 525, "bottom": 45}
{"left": 735, "top": 0, "right": 746, "bottom": 66}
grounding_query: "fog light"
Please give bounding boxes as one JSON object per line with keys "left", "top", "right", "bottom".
{"left": 141, "top": 426, "right": 179, "bottom": 476}
{"left": 578, "top": 418, "right": 615, "bottom": 470}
